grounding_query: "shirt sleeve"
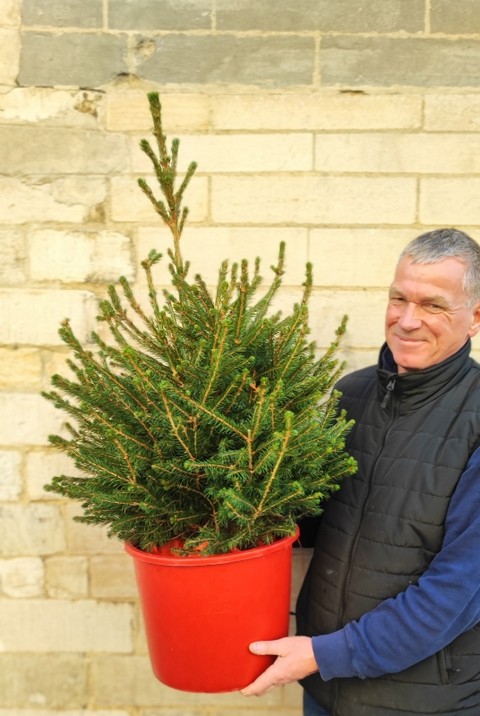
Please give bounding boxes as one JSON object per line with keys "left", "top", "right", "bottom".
{"left": 312, "top": 446, "right": 480, "bottom": 681}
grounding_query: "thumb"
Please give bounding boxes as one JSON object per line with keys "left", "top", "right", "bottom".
{"left": 249, "top": 639, "right": 282, "bottom": 656}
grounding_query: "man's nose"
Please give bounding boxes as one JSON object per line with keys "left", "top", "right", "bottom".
{"left": 397, "top": 302, "right": 422, "bottom": 329}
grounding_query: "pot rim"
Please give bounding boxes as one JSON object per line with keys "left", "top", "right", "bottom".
{"left": 125, "top": 525, "right": 299, "bottom": 567}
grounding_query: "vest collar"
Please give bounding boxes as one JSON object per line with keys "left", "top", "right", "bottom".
{"left": 377, "top": 339, "right": 473, "bottom": 412}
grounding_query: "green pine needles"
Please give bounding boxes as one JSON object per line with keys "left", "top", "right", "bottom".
{"left": 43, "top": 92, "right": 357, "bottom": 555}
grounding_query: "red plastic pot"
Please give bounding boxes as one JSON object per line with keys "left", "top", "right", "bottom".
{"left": 125, "top": 528, "right": 299, "bottom": 693}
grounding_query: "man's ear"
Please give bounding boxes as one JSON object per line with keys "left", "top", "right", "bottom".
{"left": 468, "top": 304, "right": 480, "bottom": 338}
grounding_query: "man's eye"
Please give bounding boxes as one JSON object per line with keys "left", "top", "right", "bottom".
{"left": 389, "top": 296, "right": 405, "bottom": 305}
{"left": 424, "top": 303, "right": 443, "bottom": 313}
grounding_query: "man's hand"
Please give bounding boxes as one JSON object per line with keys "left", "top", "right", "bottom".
{"left": 240, "top": 636, "right": 318, "bottom": 696}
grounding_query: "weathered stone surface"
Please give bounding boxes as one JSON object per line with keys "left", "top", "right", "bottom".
{"left": 44, "top": 555, "right": 88, "bottom": 598}
{"left": 0, "top": 710, "right": 129, "bottom": 716}
{"left": 0, "top": 557, "right": 44, "bottom": 597}
{"left": 0, "top": 503, "right": 65, "bottom": 556}
{"left": 211, "top": 93, "right": 423, "bottom": 130}
{"left": 92, "top": 654, "right": 283, "bottom": 707}
{"left": 110, "top": 175, "right": 208, "bottom": 223}
{"left": 19, "top": 32, "right": 127, "bottom": 87}
{"left": 22, "top": 0, "right": 102, "bottom": 27}
{"left": 0, "top": 394, "right": 66, "bottom": 448}
{"left": 105, "top": 91, "right": 210, "bottom": 131}
{"left": 90, "top": 554, "right": 137, "bottom": 598}
{"left": 307, "top": 288, "right": 387, "bottom": 349}
{"left": 0, "top": 176, "right": 107, "bottom": 223}
{"left": 0, "top": 0, "right": 21, "bottom": 27}
{"left": 308, "top": 229, "right": 416, "bottom": 287}
{"left": 0, "top": 347, "right": 43, "bottom": 390}
{"left": 0, "top": 450, "right": 22, "bottom": 501}
{"left": 132, "top": 132, "right": 313, "bottom": 173}
{"left": 420, "top": 178, "right": 480, "bottom": 224}
{"left": 0, "top": 653, "right": 88, "bottom": 708}
{"left": 0, "top": 29, "right": 20, "bottom": 85}
{"left": 136, "top": 226, "right": 309, "bottom": 287}
{"left": 0, "top": 599, "right": 133, "bottom": 652}
{"left": 0, "top": 289, "right": 96, "bottom": 345}
{"left": 138, "top": 35, "right": 315, "bottom": 86}
{"left": 424, "top": 94, "right": 480, "bottom": 131}
{"left": 0, "top": 230, "right": 26, "bottom": 284}
{"left": 109, "top": 0, "right": 211, "bottom": 30}
{"left": 0, "top": 126, "right": 129, "bottom": 174}
{"left": 211, "top": 175, "right": 416, "bottom": 225}
{"left": 29, "top": 229, "right": 134, "bottom": 282}
{"left": 0, "top": 87, "right": 103, "bottom": 126}
{"left": 25, "top": 450, "right": 82, "bottom": 501}
{"left": 321, "top": 36, "right": 480, "bottom": 87}
{"left": 216, "top": 0, "right": 424, "bottom": 32}
{"left": 65, "top": 503, "right": 124, "bottom": 554}
{"left": 315, "top": 133, "right": 480, "bottom": 173}
{"left": 431, "top": 0, "right": 480, "bottom": 33}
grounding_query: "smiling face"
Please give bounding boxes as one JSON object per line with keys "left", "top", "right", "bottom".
{"left": 385, "top": 255, "right": 480, "bottom": 373}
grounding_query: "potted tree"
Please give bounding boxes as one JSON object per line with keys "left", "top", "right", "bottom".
{"left": 43, "top": 92, "right": 356, "bottom": 693}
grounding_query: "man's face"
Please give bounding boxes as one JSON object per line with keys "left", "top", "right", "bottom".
{"left": 385, "top": 255, "right": 480, "bottom": 373}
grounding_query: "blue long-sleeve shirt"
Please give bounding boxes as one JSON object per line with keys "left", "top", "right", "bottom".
{"left": 313, "top": 446, "right": 480, "bottom": 681}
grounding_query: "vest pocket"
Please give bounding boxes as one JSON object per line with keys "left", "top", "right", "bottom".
{"left": 437, "top": 647, "right": 453, "bottom": 685}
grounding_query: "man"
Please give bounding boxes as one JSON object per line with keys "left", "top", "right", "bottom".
{"left": 241, "top": 228, "right": 480, "bottom": 715}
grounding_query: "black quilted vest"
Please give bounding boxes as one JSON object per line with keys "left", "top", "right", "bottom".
{"left": 296, "top": 341, "right": 480, "bottom": 716}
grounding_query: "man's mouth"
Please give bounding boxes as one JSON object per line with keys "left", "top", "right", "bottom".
{"left": 394, "top": 335, "right": 425, "bottom": 344}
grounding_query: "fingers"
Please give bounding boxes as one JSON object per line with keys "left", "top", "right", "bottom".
{"left": 240, "top": 664, "right": 279, "bottom": 696}
{"left": 240, "top": 640, "right": 285, "bottom": 696}
{"left": 241, "top": 636, "right": 318, "bottom": 697}
{"left": 240, "top": 639, "right": 288, "bottom": 696}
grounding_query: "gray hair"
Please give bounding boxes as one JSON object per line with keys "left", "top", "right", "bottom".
{"left": 400, "top": 228, "right": 480, "bottom": 307}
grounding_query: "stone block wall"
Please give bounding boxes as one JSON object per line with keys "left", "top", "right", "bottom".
{"left": 2, "top": 1, "right": 480, "bottom": 715}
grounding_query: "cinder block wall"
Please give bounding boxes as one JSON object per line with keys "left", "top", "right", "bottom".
{"left": 2, "top": 1, "right": 480, "bottom": 715}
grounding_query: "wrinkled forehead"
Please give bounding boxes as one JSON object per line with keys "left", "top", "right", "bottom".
{"left": 390, "top": 255, "right": 469, "bottom": 298}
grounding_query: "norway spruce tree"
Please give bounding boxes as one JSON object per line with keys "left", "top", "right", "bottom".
{"left": 43, "top": 92, "right": 357, "bottom": 555}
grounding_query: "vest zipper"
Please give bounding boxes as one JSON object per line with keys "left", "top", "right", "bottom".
{"left": 333, "top": 375, "right": 398, "bottom": 712}
{"left": 381, "top": 377, "right": 396, "bottom": 409}
{"left": 338, "top": 377, "right": 399, "bottom": 642}
{"left": 333, "top": 392, "right": 400, "bottom": 711}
